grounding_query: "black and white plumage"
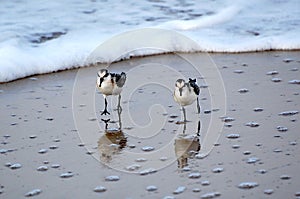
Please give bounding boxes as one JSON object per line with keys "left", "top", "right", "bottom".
{"left": 96, "top": 69, "right": 126, "bottom": 115}
{"left": 174, "top": 78, "right": 200, "bottom": 122}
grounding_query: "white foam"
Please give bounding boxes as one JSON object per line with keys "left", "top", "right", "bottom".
{"left": 0, "top": 0, "right": 299, "bottom": 82}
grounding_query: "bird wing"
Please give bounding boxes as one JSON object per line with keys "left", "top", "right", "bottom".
{"left": 114, "top": 72, "right": 126, "bottom": 87}
{"left": 190, "top": 82, "right": 200, "bottom": 95}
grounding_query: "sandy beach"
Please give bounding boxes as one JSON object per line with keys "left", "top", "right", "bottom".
{"left": 0, "top": 51, "right": 299, "bottom": 198}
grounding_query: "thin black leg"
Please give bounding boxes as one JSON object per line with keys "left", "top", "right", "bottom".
{"left": 196, "top": 97, "right": 200, "bottom": 114}
{"left": 101, "top": 97, "right": 110, "bottom": 115}
{"left": 117, "top": 94, "right": 122, "bottom": 113}
{"left": 182, "top": 122, "right": 186, "bottom": 134}
{"left": 196, "top": 120, "right": 201, "bottom": 136}
{"left": 182, "top": 106, "right": 187, "bottom": 122}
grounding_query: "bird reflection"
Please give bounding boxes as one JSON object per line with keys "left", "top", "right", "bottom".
{"left": 174, "top": 120, "right": 201, "bottom": 168}
{"left": 97, "top": 109, "right": 127, "bottom": 163}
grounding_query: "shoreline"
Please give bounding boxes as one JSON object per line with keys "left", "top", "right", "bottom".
{"left": 1, "top": 50, "right": 300, "bottom": 84}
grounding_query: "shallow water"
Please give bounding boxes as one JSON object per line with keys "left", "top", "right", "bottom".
{"left": 0, "top": 52, "right": 299, "bottom": 198}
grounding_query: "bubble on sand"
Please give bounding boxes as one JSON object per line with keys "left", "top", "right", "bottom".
{"left": 232, "top": 144, "right": 240, "bottom": 149}
{"left": 169, "top": 115, "right": 178, "bottom": 119}
{"left": 245, "top": 122, "right": 260, "bottom": 127}
{"left": 160, "top": 156, "right": 168, "bottom": 161}
{"left": 105, "top": 175, "right": 120, "bottom": 181}
{"left": 289, "top": 141, "right": 297, "bottom": 146}
{"left": 188, "top": 172, "right": 201, "bottom": 179}
{"left": 204, "top": 110, "right": 211, "bottom": 114}
{"left": 277, "top": 126, "right": 288, "bottom": 132}
{"left": 288, "top": 79, "right": 300, "bottom": 84}
{"left": 266, "top": 71, "right": 279, "bottom": 75}
{"left": 226, "top": 134, "right": 240, "bottom": 139}
{"left": 243, "top": 151, "right": 251, "bottom": 155}
{"left": 280, "top": 174, "right": 291, "bottom": 180}
{"left": 221, "top": 117, "right": 235, "bottom": 122}
{"left": 253, "top": 107, "right": 264, "bottom": 112}
{"left": 51, "top": 164, "right": 60, "bottom": 169}
{"left": 238, "top": 88, "right": 249, "bottom": 93}
{"left": 173, "top": 186, "right": 186, "bottom": 194}
{"left": 88, "top": 117, "right": 97, "bottom": 121}
{"left": 201, "top": 180, "right": 210, "bottom": 186}
{"left": 295, "top": 192, "right": 300, "bottom": 197}
{"left": 46, "top": 117, "right": 54, "bottom": 121}
{"left": 283, "top": 58, "right": 294, "bottom": 63}
{"left": 139, "top": 168, "right": 157, "bottom": 175}
{"left": 234, "top": 69, "right": 244, "bottom": 74}
{"left": 273, "top": 148, "right": 282, "bottom": 153}
{"left": 135, "top": 158, "right": 147, "bottom": 162}
{"left": 146, "top": 185, "right": 157, "bottom": 192}
{"left": 60, "top": 172, "right": 74, "bottom": 178}
{"left": 212, "top": 167, "right": 224, "bottom": 173}
{"left": 278, "top": 110, "right": 299, "bottom": 116}
{"left": 238, "top": 182, "right": 258, "bottom": 189}
{"left": 128, "top": 144, "right": 136, "bottom": 148}
{"left": 93, "top": 186, "right": 107, "bottom": 193}
{"left": 25, "top": 189, "right": 42, "bottom": 197}
{"left": 29, "top": 135, "right": 37, "bottom": 139}
{"left": 141, "top": 146, "right": 155, "bottom": 152}
{"left": 182, "top": 167, "right": 191, "bottom": 172}
{"left": 10, "top": 163, "right": 22, "bottom": 170}
{"left": 224, "top": 123, "right": 232, "bottom": 127}
{"left": 290, "top": 68, "right": 298, "bottom": 71}
{"left": 271, "top": 77, "right": 282, "bottom": 82}
{"left": 193, "top": 188, "right": 201, "bottom": 192}
{"left": 0, "top": 149, "right": 8, "bottom": 154}
{"left": 257, "top": 169, "right": 267, "bottom": 174}
{"left": 125, "top": 164, "right": 141, "bottom": 171}
{"left": 38, "top": 149, "right": 48, "bottom": 154}
{"left": 200, "top": 192, "right": 221, "bottom": 199}
{"left": 37, "top": 166, "right": 48, "bottom": 171}
{"left": 163, "top": 196, "right": 175, "bottom": 199}
{"left": 264, "top": 189, "right": 274, "bottom": 195}
{"left": 247, "top": 157, "right": 260, "bottom": 164}
{"left": 49, "top": 145, "right": 58, "bottom": 150}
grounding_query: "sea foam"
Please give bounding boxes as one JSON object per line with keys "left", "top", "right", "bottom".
{"left": 0, "top": 0, "right": 299, "bottom": 82}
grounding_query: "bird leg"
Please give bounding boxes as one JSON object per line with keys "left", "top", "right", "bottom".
{"left": 117, "top": 94, "right": 122, "bottom": 113}
{"left": 182, "top": 106, "right": 187, "bottom": 123}
{"left": 182, "top": 122, "right": 187, "bottom": 134}
{"left": 196, "top": 120, "right": 201, "bottom": 136}
{"left": 196, "top": 97, "right": 200, "bottom": 114}
{"left": 117, "top": 102, "right": 122, "bottom": 130}
{"left": 101, "top": 97, "right": 110, "bottom": 115}
{"left": 101, "top": 119, "right": 110, "bottom": 130}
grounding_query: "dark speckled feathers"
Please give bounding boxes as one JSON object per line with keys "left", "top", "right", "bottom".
{"left": 189, "top": 78, "right": 200, "bottom": 95}
{"left": 111, "top": 72, "right": 126, "bottom": 87}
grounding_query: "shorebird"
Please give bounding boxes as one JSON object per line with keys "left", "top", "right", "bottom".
{"left": 96, "top": 69, "right": 126, "bottom": 115}
{"left": 174, "top": 78, "right": 200, "bottom": 122}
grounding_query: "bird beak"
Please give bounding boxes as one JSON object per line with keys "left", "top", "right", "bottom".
{"left": 99, "top": 78, "right": 104, "bottom": 87}
{"left": 179, "top": 88, "right": 183, "bottom": 96}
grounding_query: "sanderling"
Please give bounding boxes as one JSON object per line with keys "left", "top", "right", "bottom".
{"left": 174, "top": 78, "right": 200, "bottom": 122}
{"left": 96, "top": 69, "right": 126, "bottom": 115}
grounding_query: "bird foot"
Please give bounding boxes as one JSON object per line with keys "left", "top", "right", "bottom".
{"left": 101, "top": 109, "right": 110, "bottom": 115}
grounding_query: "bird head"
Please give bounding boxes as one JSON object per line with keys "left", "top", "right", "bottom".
{"left": 175, "top": 79, "right": 185, "bottom": 89}
{"left": 97, "top": 69, "right": 109, "bottom": 87}
{"left": 175, "top": 79, "right": 185, "bottom": 96}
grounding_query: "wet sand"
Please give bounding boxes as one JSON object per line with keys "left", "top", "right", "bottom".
{"left": 0, "top": 51, "right": 300, "bottom": 198}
